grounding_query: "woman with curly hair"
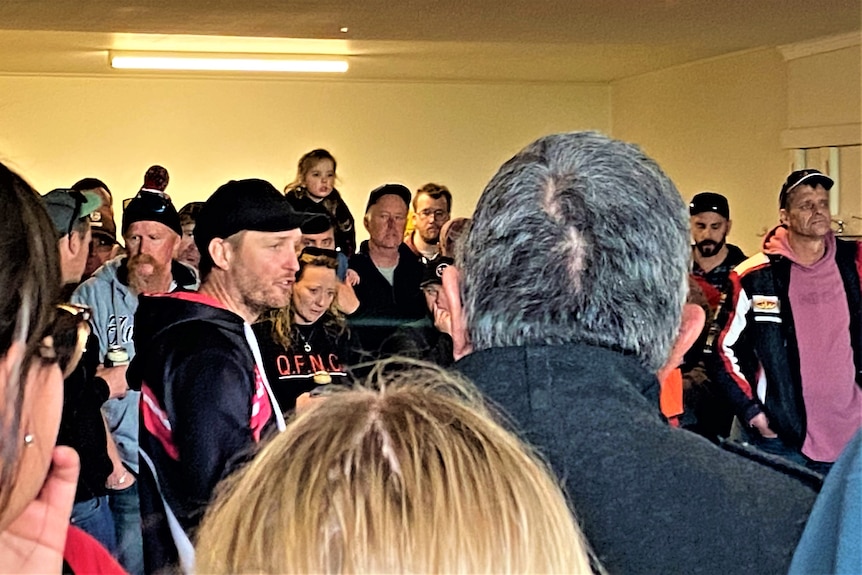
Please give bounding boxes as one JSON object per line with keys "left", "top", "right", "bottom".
{"left": 253, "top": 247, "right": 359, "bottom": 411}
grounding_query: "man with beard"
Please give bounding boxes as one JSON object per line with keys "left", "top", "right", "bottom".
{"left": 689, "top": 192, "right": 747, "bottom": 309}
{"left": 681, "top": 192, "right": 748, "bottom": 440}
{"left": 709, "top": 169, "right": 862, "bottom": 473}
{"left": 404, "top": 182, "right": 452, "bottom": 260}
{"left": 127, "top": 179, "right": 324, "bottom": 572}
{"left": 349, "top": 184, "right": 426, "bottom": 357}
{"left": 72, "top": 190, "right": 195, "bottom": 575}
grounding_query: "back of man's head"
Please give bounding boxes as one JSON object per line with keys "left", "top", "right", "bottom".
{"left": 460, "top": 131, "right": 688, "bottom": 372}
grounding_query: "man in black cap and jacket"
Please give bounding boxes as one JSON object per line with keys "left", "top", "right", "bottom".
{"left": 129, "top": 179, "right": 324, "bottom": 573}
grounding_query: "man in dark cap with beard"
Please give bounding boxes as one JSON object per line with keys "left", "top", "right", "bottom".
{"left": 683, "top": 191, "right": 747, "bottom": 440}
{"left": 689, "top": 191, "right": 747, "bottom": 309}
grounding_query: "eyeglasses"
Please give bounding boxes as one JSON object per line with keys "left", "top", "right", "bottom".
{"left": 38, "top": 304, "right": 92, "bottom": 378}
{"left": 417, "top": 208, "right": 449, "bottom": 221}
{"left": 122, "top": 190, "right": 172, "bottom": 213}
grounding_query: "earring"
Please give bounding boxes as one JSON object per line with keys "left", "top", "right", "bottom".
{"left": 23, "top": 433, "right": 34, "bottom": 446}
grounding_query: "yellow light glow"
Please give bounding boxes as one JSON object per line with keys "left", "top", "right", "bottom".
{"left": 110, "top": 54, "right": 348, "bottom": 73}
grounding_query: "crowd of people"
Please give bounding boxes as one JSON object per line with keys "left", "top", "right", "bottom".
{"left": 0, "top": 132, "right": 860, "bottom": 574}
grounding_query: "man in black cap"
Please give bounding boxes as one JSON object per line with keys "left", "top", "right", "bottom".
{"left": 709, "top": 169, "right": 862, "bottom": 473}
{"left": 684, "top": 191, "right": 748, "bottom": 439}
{"left": 380, "top": 256, "right": 456, "bottom": 366}
{"left": 689, "top": 191, "right": 747, "bottom": 309}
{"left": 72, "top": 189, "right": 196, "bottom": 575}
{"left": 348, "top": 184, "right": 426, "bottom": 356}
{"left": 128, "top": 179, "right": 324, "bottom": 573}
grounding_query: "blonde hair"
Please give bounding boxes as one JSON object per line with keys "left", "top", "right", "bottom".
{"left": 195, "top": 359, "right": 594, "bottom": 574}
{"left": 265, "top": 248, "right": 344, "bottom": 349}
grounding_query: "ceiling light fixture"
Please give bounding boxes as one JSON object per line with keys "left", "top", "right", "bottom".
{"left": 110, "top": 51, "right": 348, "bottom": 73}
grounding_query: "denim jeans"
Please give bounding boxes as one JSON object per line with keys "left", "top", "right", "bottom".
{"left": 109, "top": 481, "right": 144, "bottom": 575}
{"left": 71, "top": 495, "right": 116, "bottom": 555}
{"left": 731, "top": 416, "right": 833, "bottom": 474}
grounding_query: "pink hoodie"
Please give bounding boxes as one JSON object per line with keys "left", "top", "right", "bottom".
{"left": 763, "top": 226, "right": 862, "bottom": 462}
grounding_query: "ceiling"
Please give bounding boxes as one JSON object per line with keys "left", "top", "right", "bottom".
{"left": 0, "top": 0, "right": 859, "bottom": 82}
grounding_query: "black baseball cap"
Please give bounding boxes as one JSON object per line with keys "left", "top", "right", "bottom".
{"left": 779, "top": 169, "right": 834, "bottom": 209}
{"left": 420, "top": 256, "right": 454, "bottom": 288}
{"left": 365, "top": 183, "right": 411, "bottom": 213}
{"left": 689, "top": 192, "right": 730, "bottom": 220}
{"left": 194, "top": 179, "right": 327, "bottom": 255}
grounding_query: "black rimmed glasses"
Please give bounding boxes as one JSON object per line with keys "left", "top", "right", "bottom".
{"left": 417, "top": 208, "right": 449, "bottom": 221}
{"left": 37, "top": 303, "right": 92, "bottom": 378}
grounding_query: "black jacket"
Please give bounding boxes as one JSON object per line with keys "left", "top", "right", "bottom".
{"left": 348, "top": 241, "right": 426, "bottom": 355}
{"left": 57, "top": 332, "right": 112, "bottom": 503}
{"left": 129, "top": 293, "right": 276, "bottom": 573}
{"left": 457, "top": 343, "right": 816, "bottom": 575}
{"left": 708, "top": 237, "right": 862, "bottom": 448}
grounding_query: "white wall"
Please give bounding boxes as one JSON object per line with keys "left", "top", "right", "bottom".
{"left": 0, "top": 75, "right": 609, "bottom": 240}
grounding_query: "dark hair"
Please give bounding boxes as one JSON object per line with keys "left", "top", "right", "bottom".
{"left": 72, "top": 177, "right": 111, "bottom": 198}
{"left": 0, "top": 162, "right": 61, "bottom": 514}
{"left": 178, "top": 201, "right": 205, "bottom": 227}
{"left": 414, "top": 183, "right": 452, "bottom": 212}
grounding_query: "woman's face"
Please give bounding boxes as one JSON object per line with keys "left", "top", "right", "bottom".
{"left": 292, "top": 265, "right": 338, "bottom": 325}
{"left": 302, "top": 159, "right": 335, "bottom": 200}
{"left": 0, "top": 342, "right": 63, "bottom": 529}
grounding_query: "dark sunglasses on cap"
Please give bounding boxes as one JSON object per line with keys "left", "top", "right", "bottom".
{"left": 37, "top": 303, "right": 92, "bottom": 379}
{"left": 122, "top": 190, "right": 173, "bottom": 212}
{"left": 64, "top": 189, "right": 88, "bottom": 238}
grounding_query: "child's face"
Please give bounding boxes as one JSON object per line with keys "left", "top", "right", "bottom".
{"left": 303, "top": 159, "right": 335, "bottom": 199}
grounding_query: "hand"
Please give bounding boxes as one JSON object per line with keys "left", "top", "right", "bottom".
{"left": 0, "top": 446, "right": 79, "bottom": 574}
{"left": 336, "top": 281, "right": 360, "bottom": 315}
{"left": 344, "top": 268, "right": 360, "bottom": 287}
{"left": 748, "top": 412, "right": 778, "bottom": 438}
{"left": 295, "top": 392, "right": 327, "bottom": 414}
{"left": 105, "top": 466, "right": 135, "bottom": 491}
{"left": 96, "top": 365, "right": 129, "bottom": 399}
{"left": 441, "top": 265, "right": 473, "bottom": 360}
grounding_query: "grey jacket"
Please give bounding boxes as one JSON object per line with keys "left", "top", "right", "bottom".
{"left": 71, "top": 256, "right": 197, "bottom": 472}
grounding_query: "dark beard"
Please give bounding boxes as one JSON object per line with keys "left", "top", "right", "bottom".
{"left": 695, "top": 235, "right": 726, "bottom": 258}
{"left": 127, "top": 254, "right": 170, "bottom": 294}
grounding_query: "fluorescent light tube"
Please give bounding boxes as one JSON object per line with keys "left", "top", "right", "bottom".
{"left": 110, "top": 54, "right": 348, "bottom": 73}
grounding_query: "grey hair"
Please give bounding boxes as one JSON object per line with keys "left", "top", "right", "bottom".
{"left": 460, "top": 131, "right": 689, "bottom": 372}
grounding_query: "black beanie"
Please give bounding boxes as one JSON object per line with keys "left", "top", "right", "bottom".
{"left": 121, "top": 191, "right": 182, "bottom": 237}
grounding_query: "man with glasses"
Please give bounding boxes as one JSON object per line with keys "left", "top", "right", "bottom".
{"left": 405, "top": 182, "right": 452, "bottom": 260}
{"left": 72, "top": 190, "right": 196, "bottom": 575}
{"left": 349, "top": 184, "right": 426, "bottom": 356}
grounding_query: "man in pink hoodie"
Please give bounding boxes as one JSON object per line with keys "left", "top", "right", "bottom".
{"left": 709, "top": 169, "right": 862, "bottom": 474}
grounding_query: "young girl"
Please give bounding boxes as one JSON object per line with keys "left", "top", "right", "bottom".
{"left": 284, "top": 149, "right": 356, "bottom": 256}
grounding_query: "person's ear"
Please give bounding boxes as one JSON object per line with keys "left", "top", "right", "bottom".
{"left": 779, "top": 209, "right": 789, "bottom": 226}
{"left": 656, "top": 303, "right": 705, "bottom": 383}
{"left": 725, "top": 219, "right": 733, "bottom": 236}
{"left": 208, "top": 238, "right": 232, "bottom": 271}
{"left": 441, "top": 264, "right": 472, "bottom": 361}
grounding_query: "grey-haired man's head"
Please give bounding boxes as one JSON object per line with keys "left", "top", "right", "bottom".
{"left": 459, "top": 131, "right": 688, "bottom": 372}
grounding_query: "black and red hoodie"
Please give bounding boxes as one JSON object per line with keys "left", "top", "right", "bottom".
{"left": 128, "top": 291, "right": 282, "bottom": 573}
